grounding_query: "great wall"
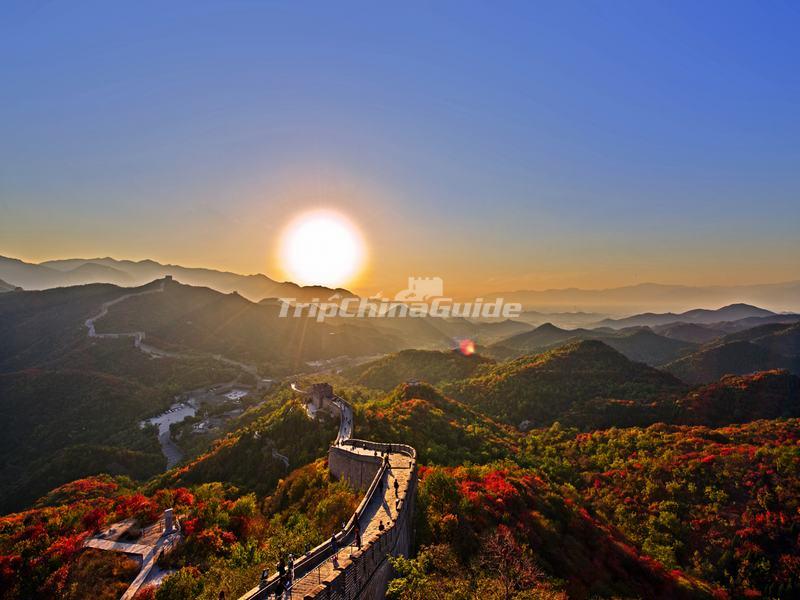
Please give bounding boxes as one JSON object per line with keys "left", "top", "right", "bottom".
{"left": 239, "top": 382, "right": 418, "bottom": 600}
{"left": 83, "top": 278, "right": 418, "bottom": 599}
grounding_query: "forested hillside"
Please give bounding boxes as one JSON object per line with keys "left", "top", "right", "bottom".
{"left": 446, "top": 340, "right": 688, "bottom": 428}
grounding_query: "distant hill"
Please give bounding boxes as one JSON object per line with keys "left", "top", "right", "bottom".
{"left": 602, "top": 329, "right": 697, "bottom": 366}
{"left": 709, "top": 313, "right": 800, "bottom": 333}
{"left": 86, "top": 278, "right": 538, "bottom": 372}
{"left": 0, "top": 281, "right": 155, "bottom": 371}
{"left": 651, "top": 322, "right": 727, "bottom": 344}
{"left": 665, "top": 322, "right": 800, "bottom": 384}
{"left": 721, "top": 321, "right": 800, "bottom": 345}
{"left": 499, "top": 322, "right": 577, "bottom": 348}
{"left": 161, "top": 397, "right": 336, "bottom": 496}
{"left": 348, "top": 343, "right": 800, "bottom": 432}
{"left": 0, "top": 277, "right": 534, "bottom": 378}
{"left": 356, "top": 382, "right": 517, "bottom": 465}
{"left": 0, "top": 255, "right": 136, "bottom": 288}
{"left": 343, "top": 349, "right": 494, "bottom": 391}
{"left": 676, "top": 370, "right": 800, "bottom": 426}
{"left": 165, "top": 381, "right": 517, "bottom": 492}
{"left": 665, "top": 340, "right": 797, "bottom": 384}
{"left": 726, "top": 321, "right": 800, "bottom": 357}
{"left": 90, "top": 279, "right": 453, "bottom": 372}
{"left": 493, "top": 322, "right": 697, "bottom": 366}
{"left": 0, "top": 278, "right": 18, "bottom": 293}
{"left": 0, "top": 254, "right": 353, "bottom": 302}
{"left": 594, "top": 303, "right": 776, "bottom": 329}
{"left": 0, "top": 281, "right": 250, "bottom": 511}
{"left": 463, "top": 318, "right": 533, "bottom": 342}
{"left": 515, "top": 310, "right": 609, "bottom": 329}
{"left": 484, "top": 282, "right": 800, "bottom": 313}
{"left": 57, "top": 261, "right": 135, "bottom": 284}
{"left": 446, "top": 340, "right": 688, "bottom": 428}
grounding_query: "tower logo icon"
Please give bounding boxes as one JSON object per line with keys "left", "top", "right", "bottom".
{"left": 394, "top": 277, "right": 444, "bottom": 301}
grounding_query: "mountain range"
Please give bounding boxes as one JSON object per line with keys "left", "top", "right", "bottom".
{"left": 0, "top": 255, "right": 354, "bottom": 302}
{"left": 488, "top": 304, "right": 800, "bottom": 380}
{"left": 4, "top": 254, "right": 800, "bottom": 315}
{"left": 592, "top": 303, "right": 777, "bottom": 328}
{"left": 664, "top": 322, "right": 800, "bottom": 383}
{"left": 346, "top": 344, "right": 800, "bottom": 431}
{"left": 3, "top": 276, "right": 800, "bottom": 598}
{"left": 446, "top": 340, "right": 689, "bottom": 428}
{"left": 484, "top": 281, "right": 800, "bottom": 313}
{"left": 0, "top": 278, "right": 19, "bottom": 293}
{"left": 491, "top": 322, "right": 699, "bottom": 366}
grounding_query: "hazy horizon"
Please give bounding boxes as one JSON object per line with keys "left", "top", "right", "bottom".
{"left": 4, "top": 251, "right": 800, "bottom": 316}
{"left": 5, "top": 250, "right": 800, "bottom": 292}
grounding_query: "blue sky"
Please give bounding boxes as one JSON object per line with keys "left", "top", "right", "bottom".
{"left": 1, "top": 1, "right": 798, "bottom": 293}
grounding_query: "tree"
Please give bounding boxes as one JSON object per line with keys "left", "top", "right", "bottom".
{"left": 156, "top": 567, "right": 204, "bottom": 600}
{"left": 480, "top": 526, "right": 541, "bottom": 600}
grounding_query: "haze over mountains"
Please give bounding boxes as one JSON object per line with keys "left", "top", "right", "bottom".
{"left": 665, "top": 322, "right": 800, "bottom": 384}
{"left": 346, "top": 344, "right": 800, "bottom": 431}
{"left": 593, "top": 303, "right": 777, "bottom": 328}
{"left": 2, "top": 251, "right": 798, "bottom": 384}
{"left": 485, "top": 281, "right": 800, "bottom": 313}
{"left": 0, "top": 255, "right": 354, "bottom": 303}
{"left": 3, "top": 253, "right": 799, "bottom": 315}
{"left": 489, "top": 312, "right": 800, "bottom": 383}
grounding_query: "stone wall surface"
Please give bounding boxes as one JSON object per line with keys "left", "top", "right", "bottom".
{"left": 328, "top": 446, "right": 382, "bottom": 491}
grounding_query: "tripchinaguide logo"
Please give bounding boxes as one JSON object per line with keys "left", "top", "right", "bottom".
{"left": 277, "top": 276, "right": 522, "bottom": 324}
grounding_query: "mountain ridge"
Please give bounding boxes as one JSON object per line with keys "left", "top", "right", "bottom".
{"left": 665, "top": 322, "right": 800, "bottom": 383}
{"left": 0, "top": 278, "right": 18, "bottom": 292}
{"left": 446, "top": 339, "right": 688, "bottom": 428}
{"left": 593, "top": 303, "right": 777, "bottom": 329}
{"left": 492, "top": 322, "right": 698, "bottom": 366}
{"left": 484, "top": 282, "right": 800, "bottom": 313}
{"left": 0, "top": 254, "right": 355, "bottom": 302}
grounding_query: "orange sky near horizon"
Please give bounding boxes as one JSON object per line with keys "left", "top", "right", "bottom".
{"left": 5, "top": 230, "right": 799, "bottom": 299}
{"left": 5, "top": 170, "right": 799, "bottom": 297}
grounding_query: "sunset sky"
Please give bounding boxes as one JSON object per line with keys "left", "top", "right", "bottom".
{"left": 2, "top": 1, "right": 799, "bottom": 296}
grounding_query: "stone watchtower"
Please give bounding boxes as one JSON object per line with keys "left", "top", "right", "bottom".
{"left": 164, "top": 508, "right": 175, "bottom": 533}
{"left": 309, "top": 382, "right": 334, "bottom": 411}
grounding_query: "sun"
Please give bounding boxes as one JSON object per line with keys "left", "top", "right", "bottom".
{"left": 279, "top": 210, "right": 366, "bottom": 287}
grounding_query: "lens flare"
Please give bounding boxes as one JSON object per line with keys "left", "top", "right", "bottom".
{"left": 459, "top": 338, "right": 476, "bottom": 356}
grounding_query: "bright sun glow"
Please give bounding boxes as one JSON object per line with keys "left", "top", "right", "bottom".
{"left": 279, "top": 210, "right": 366, "bottom": 287}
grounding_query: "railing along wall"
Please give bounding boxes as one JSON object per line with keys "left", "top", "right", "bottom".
{"left": 239, "top": 388, "right": 417, "bottom": 600}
